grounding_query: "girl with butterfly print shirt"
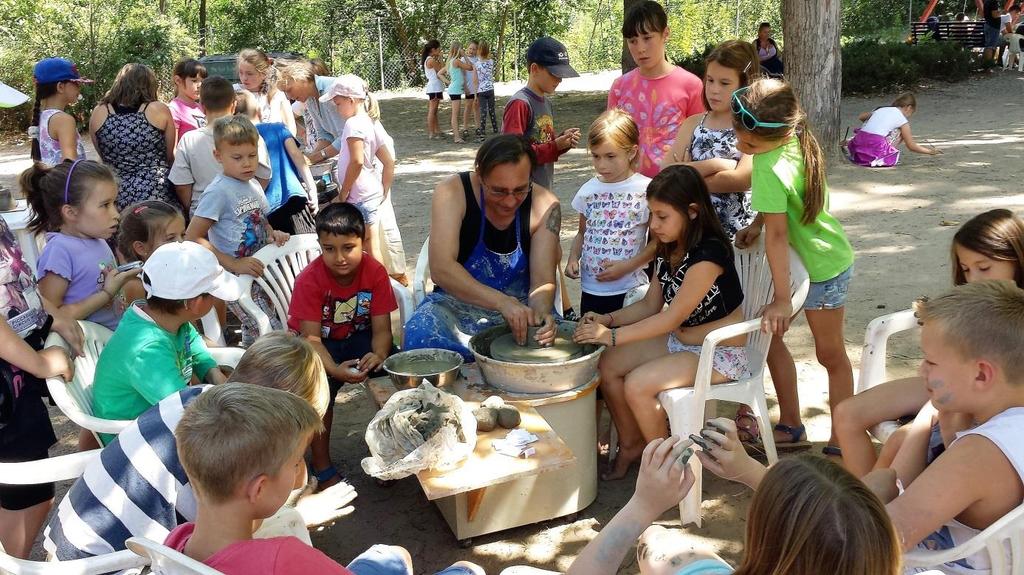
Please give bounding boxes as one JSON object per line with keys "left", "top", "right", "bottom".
{"left": 566, "top": 110, "right": 652, "bottom": 316}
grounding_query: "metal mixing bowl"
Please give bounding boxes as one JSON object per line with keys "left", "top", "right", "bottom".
{"left": 469, "top": 320, "right": 604, "bottom": 394}
{"left": 382, "top": 348, "right": 463, "bottom": 389}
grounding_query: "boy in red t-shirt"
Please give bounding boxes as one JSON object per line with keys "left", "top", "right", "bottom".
{"left": 288, "top": 203, "right": 396, "bottom": 489}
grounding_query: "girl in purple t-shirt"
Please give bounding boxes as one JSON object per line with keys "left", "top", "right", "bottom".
{"left": 23, "top": 160, "right": 141, "bottom": 331}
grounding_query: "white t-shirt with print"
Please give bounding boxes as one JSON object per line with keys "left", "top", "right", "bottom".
{"left": 570, "top": 172, "right": 652, "bottom": 296}
{"left": 335, "top": 114, "right": 384, "bottom": 207}
{"left": 861, "top": 106, "right": 908, "bottom": 138}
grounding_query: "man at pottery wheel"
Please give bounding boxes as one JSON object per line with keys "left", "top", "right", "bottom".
{"left": 404, "top": 135, "right": 561, "bottom": 360}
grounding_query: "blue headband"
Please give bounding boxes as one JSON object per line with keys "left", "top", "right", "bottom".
{"left": 63, "top": 159, "right": 82, "bottom": 205}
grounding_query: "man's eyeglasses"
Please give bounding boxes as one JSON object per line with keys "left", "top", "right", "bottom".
{"left": 731, "top": 86, "right": 789, "bottom": 131}
{"left": 481, "top": 181, "right": 532, "bottom": 200}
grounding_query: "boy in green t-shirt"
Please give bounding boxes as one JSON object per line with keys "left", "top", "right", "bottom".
{"left": 91, "top": 241, "right": 243, "bottom": 444}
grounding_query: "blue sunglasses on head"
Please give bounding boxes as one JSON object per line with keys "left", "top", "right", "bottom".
{"left": 731, "top": 87, "right": 789, "bottom": 131}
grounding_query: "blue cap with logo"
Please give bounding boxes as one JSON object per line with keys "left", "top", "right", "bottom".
{"left": 526, "top": 37, "right": 580, "bottom": 79}
{"left": 33, "top": 58, "right": 94, "bottom": 85}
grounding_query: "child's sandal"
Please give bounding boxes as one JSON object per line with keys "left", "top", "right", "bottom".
{"left": 773, "top": 423, "right": 812, "bottom": 451}
{"left": 311, "top": 465, "right": 346, "bottom": 492}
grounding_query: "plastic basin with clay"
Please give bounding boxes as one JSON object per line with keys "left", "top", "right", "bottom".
{"left": 469, "top": 320, "right": 604, "bottom": 394}
{"left": 383, "top": 348, "right": 464, "bottom": 389}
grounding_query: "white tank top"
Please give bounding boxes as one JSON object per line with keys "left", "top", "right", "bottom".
{"left": 424, "top": 60, "right": 444, "bottom": 93}
{"left": 911, "top": 407, "right": 1024, "bottom": 574}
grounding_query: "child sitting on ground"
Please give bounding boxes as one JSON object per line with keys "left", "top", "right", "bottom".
{"left": 168, "top": 76, "right": 271, "bottom": 215}
{"left": 115, "top": 200, "right": 186, "bottom": 311}
{"left": 869, "top": 281, "right": 1024, "bottom": 572}
{"left": 184, "top": 115, "right": 289, "bottom": 345}
{"left": 847, "top": 93, "right": 940, "bottom": 167}
{"left": 501, "top": 36, "right": 581, "bottom": 190}
{"left": 91, "top": 241, "right": 238, "bottom": 444}
{"left": 287, "top": 202, "right": 396, "bottom": 490}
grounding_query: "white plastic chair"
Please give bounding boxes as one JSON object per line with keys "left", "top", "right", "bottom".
{"left": 856, "top": 308, "right": 919, "bottom": 442}
{"left": 903, "top": 502, "right": 1024, "bottom": 574}
{"left": 658, "top": 240, "right": 810, "bottom": 527}
{"left": 233, "top": 233, "right": 415, "bottom": 344}
{"left": 0, "top": 451, "right": 149, "bottom": 575}
{"left": 125, "top": 537, "right": 224, "bottom": 575}
{"left": 44, "top": 321, "right": 245, "bottom": 444}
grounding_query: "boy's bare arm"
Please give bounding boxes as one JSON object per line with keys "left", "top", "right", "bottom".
{"left": 887, "top": 435, "right": 1022, "bottom": 551}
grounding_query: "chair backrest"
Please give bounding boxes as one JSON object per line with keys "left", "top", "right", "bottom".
{"left": 903, "top": 501, "right": 1024, "bottom": 575}
{"left": 126, "top": 537, "right": 224, "bottom": 575}
{"left": 413, "top": 235, "right": 431, "bottom": 307}
{"left": 390, "top": 277, "right": 414, "bottom": 346}
{"left": 734, "top": 240, "right": 811, "bottom": 373}
{"left": 44, "top": 321, "right": 133, "bottom": 439}
{"left": 236, "top": 234, "right": 323, "bottom": 334}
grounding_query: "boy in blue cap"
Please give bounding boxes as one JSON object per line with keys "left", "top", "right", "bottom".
{"left": 501, "top": 36, "right": 582, "bottom": 190}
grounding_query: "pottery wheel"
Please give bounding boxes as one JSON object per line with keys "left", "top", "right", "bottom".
{"left": 490, "top": 333, "right": 584, "bottom": 364}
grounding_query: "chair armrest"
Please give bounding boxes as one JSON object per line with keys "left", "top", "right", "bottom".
{"left": 0, "top": 549, "right": 148, "bottom": 575}
{"left": 45, "top": 378, "right": 134, "bottom": 434}
{"left": 0, "top": 449, "right": 100, "bottom": 485}
{"left": 413, "top": 238, "right": 430, "bottom": 307}
{"left": 903, "top": 501, "right": 1024, "bottom": 568}
{"left": 857, "top": 308, "right": 918, "bottom": 394}
{"left": 690, "top": 318, "right": 763, "bottom": 394}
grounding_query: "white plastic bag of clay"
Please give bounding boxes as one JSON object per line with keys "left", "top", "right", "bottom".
{"left": 361, "top": 381, "right": 477, "bottom": 480}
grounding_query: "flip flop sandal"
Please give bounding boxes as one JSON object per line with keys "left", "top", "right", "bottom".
{"left": 734, "top": 407, "right": 761, "bottom": 443}
{"left": 822, "top": 445, "right": 843, "bottom": 458}
{"left": 773, "top": 423, "right": 812, "bottom": 451}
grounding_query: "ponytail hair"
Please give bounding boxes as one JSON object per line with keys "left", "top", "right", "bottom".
{"left": 238, "top": 48, "right": 279, "bottom": 99}
{"left": 20, "top": 159, "right": 116, "bottom": 234}
{"left": 421, "top": 39, "right": 441, "bottom": 65}
{"left": 116, "top": 200, "right": 183, "bottom": 262}
{"left": 360, "top": 79, "right": 380, "bottom": 121}
{"left": 732, "top": 78, "right": 826, "bottom": 224}
{"left": 28, "top": 83, "right": 60, "bottom": 162}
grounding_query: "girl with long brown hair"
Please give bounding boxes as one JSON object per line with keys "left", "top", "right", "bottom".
{"left": 574, "top": 165, "right": 748, "bottom": 480}
{"left": 664, "top": 39, "right": 761, "bottom": 239}
{"left": 89, "top": 63, "right": 177, "bottom": 210}
{"left": 731, "top": 78, "right": 855, "bottom": 456}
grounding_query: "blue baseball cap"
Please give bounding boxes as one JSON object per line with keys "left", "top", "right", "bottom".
{"left": 33, "top": 58, "right": 93, "bottom": 85}
{"left": 526, "top": 37, "right": 579, "bottom": 79}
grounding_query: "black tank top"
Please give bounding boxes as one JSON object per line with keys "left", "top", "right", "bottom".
{"left": 456, "top": 172, "right": 532, "bottom": 264}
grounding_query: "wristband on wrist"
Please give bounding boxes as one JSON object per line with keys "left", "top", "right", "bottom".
{"left": 606, "top": 312, "right": 614, "bottom": 327}
{"left": 610, "top": 327, "right": 617, "bottom": 347}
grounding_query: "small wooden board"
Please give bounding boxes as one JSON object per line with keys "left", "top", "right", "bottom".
{"left": 366, "top": 377, "right": 577, "bottom": 501}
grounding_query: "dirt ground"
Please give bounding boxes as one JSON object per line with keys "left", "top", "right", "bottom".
{"left": 4, "top": 68, "right": 1024, "bottom": 573}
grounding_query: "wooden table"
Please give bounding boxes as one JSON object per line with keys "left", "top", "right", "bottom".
{"left": 367, "top": 365, "right": 598, "bottom": 543}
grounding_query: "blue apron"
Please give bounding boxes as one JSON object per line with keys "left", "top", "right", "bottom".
{"left": 404, "top": 184, "right": 530, "bottom": 361}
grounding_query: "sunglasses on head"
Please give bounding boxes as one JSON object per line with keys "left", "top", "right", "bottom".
{"left": 731, "top": 87, "right": 789, "bottom": 131}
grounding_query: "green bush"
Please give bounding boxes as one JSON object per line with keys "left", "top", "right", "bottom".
{"left": 673, "top": 44, "right": 715, "bottom": 78}
{"left": 841, "top": 37, "right": 975, "bottom": 94}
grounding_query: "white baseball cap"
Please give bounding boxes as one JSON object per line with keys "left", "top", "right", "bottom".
{"left": 318, "top": 74, "right": 367, "bottom": 102}
{"left": 141, "top": 241, "right": 244, "bottom": 301}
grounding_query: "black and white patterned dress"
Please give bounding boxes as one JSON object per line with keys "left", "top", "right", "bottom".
{"left": 95, "top": 103, "right": 175, "bottom": 211}
{"left": 689, "top": 114, "right": 755, "bottom": 239}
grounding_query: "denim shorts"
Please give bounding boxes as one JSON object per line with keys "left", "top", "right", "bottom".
{"left": 348, "top": 544, "right": 477, "bottom": 575}
{"left": 985, "top": 22, "right": 1002, "bottom": 48}
{"left": 352, "top": 200, "right": 380, "bottom": 227}
{"left": 804, "top": 265, "right": 853, "bottom": 310}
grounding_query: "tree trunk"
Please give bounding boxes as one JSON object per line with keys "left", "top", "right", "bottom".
{"left": 198, "top": 0, "right": 207, "bottom": 56}
{"left": 621, "top": 0, "right": 643, "bottom": 72}
{"left": 382, "top": 0, "right": 420, "bottom": 81}
{"left": 496, "top": 5, "right": 509, "bottom": 82}
{"left": 781, "top": 0, "right": 842, "bottom": 156}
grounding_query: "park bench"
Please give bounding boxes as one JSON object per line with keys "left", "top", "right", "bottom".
{"left": 911, "top": 20, "right": 985, "bottom": 48}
